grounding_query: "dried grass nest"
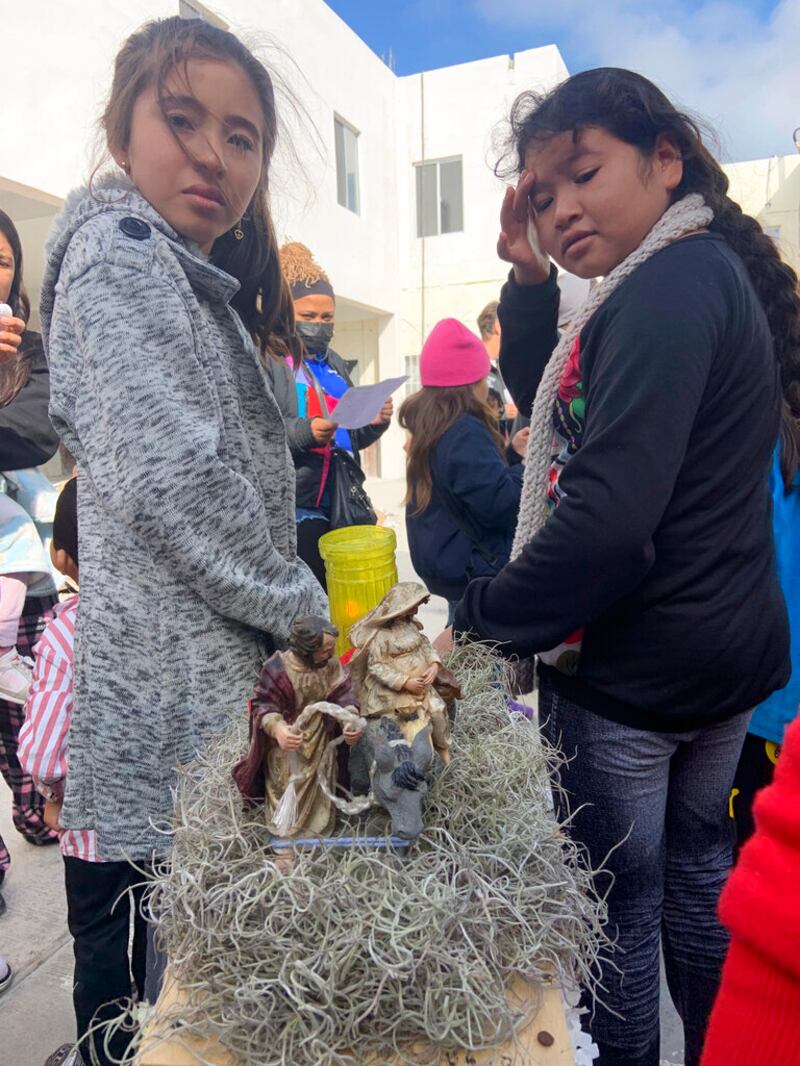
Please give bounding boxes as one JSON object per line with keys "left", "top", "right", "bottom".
{"left": 134, "top": 643, "right": 607, "bottom": 1066}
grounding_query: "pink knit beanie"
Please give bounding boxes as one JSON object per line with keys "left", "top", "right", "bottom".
{"left": 419, "top": 319, "right": 491, "bottom": 388}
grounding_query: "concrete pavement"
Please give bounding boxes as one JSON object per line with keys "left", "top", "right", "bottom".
{"left": 0, "top": 788, "right": 75, "bottom": 1064}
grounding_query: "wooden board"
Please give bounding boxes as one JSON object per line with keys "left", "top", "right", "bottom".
{"left": 135, "top": 973, "right": 574, "bottom": 1066}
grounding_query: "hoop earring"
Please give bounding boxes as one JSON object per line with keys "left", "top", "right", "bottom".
{"left": 233, "top": 222, "right": 245, "bottom": 241}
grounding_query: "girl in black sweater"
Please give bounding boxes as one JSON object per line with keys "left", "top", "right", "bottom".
{"left": 444, "top": 69, "right": 800, "bottom": 1066}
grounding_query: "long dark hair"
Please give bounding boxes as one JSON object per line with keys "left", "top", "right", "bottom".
{"left": 100, "top": 17, "right": 295, "bottom": 358}
{"left": 399, "top": 385, "right": 505, "bottom": 514}
{"left": 496, "top": 68, "right": 800, "bottom": 490}
{"left": 0, "top": 209, "right": 32, "bottom": 407}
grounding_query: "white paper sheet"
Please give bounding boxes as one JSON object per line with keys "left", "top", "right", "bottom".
{"left": 329, "top": 376, "right": 408, "bottom": 429}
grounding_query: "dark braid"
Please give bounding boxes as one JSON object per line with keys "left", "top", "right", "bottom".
{"left": 706, "top": 196, "right": 800, "bottom": 488}
{"left": 497, "top": 67, "right": 800, "bottom": 490}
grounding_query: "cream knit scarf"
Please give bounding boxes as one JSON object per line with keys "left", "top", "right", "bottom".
{"left": 511, "top": 192, "right": 713, "bottom": 558}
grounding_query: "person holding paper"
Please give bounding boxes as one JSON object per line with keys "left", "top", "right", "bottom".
{"left": 268, "top": 243, "right": 392, "bottom": 589}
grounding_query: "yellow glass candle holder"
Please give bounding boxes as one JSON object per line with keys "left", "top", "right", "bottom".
{"left": 319, "top": 525, "right": 398, "bottom": 656}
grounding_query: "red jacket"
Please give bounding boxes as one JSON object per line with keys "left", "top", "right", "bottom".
{"left": 701, "top": 713, "right": 800, "bottom": 1065}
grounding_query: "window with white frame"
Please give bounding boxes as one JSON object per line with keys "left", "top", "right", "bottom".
{"left": 764, "top": 225, "right": 781, "bottom": 248}
{"left": 335, "top": 117, "right": 361, "bottom": 214}
{"left": 404, "top": 354, "right": 421, "bottom": 396}
{"left": 414, "top": 157, "right": 463, "bottom": 237}
{"left": 178, "top": 1, "right": 227, "bottom": 28}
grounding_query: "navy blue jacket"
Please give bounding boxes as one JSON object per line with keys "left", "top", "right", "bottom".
{"left": 406, "top": 413, "right": 523, "bottom": 601}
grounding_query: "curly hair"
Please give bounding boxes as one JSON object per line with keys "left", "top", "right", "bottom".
{"left": 279, "top": 241, "right": 331, "bottom": 289}
{"left": 495, "top": 68, "right": 800, "bottom": 489}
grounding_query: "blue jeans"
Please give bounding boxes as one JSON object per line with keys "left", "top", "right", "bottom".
{"left": 538, "top": 671, "right": 750, "bottom": 1066}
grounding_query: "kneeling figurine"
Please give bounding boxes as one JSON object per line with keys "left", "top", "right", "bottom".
{"left": 233, "top": 616, "right": 363, "bottom": 838}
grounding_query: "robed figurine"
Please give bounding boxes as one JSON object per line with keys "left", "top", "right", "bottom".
{"left": 233, "top": 616, "right": 363, "bottom": 837}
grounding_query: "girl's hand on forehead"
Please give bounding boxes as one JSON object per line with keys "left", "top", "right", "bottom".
{"left": 0, "top": 314, "right": 25, "bottom": 360}
{"left": 497, "top": 170, "right": 551, "bottom": 286}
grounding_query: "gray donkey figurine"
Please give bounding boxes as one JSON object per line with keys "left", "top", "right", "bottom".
{"left": 349, "top": 719, "right": 433, "bottom": 840}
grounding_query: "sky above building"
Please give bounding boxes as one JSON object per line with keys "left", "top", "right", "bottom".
{"left": 325, "top": 0, "right": 799, "bottom": 162}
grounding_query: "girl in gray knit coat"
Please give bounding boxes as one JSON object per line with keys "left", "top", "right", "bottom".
{"left": 39, "top": 18, "right": 326, "bottom": 871}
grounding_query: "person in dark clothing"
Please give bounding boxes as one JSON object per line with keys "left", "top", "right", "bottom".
{"left": 477, "top": 299, "right": 517, "bottom": 437}
{"left": 0, "top": 332, "right": 60, "bottom": 471}
{"left": 0, "top": 208, "right": 61, "bottom": 911}
{"left": 268, "top": 243, "right": 391, "bottom": 590}
{"left": 399, "top": 318, "right": 526, "bottom": 624}
{"left": 436, "top": 69, "right": 799, "bottom": 1066}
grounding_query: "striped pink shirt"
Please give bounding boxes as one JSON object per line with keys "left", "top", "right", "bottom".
{"left": 18, "top": 595, "right": 103, "bottom": 862}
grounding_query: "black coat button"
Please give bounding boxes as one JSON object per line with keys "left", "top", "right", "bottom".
{"left": 119, "top": 217, "right": 151, "bottom": 240}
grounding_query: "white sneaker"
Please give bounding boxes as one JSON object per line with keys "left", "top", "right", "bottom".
{"left": 0, "top": 649, "right": 33, "bottom": 704}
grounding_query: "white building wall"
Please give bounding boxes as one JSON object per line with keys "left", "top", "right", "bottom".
{"left": 381, "top": 46, "right": 569, "bottom": 477}
{"left": 722, "top": 155, "right": 800, "bottom": 274}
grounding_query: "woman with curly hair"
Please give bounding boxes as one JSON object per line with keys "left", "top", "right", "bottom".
{"left": 268, "top": 242, "right": 392, "bottom": 589}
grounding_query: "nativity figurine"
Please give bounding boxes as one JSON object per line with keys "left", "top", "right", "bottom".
{"left": 349, "top": 582, "right": 461, "bottom": 763}
{"left": 233, "top": 616, "right": 363, "bottom": 838}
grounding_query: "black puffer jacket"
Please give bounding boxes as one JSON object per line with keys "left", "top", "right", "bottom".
{"left": 267, "top": 347, "right": 389, "bottom": 510}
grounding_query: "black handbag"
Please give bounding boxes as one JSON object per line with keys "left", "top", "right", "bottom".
{"left": 328, "top": 446, "right": 378, "bottom": 528}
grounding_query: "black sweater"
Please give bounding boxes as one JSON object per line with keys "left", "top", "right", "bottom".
{"left": 0, "top": 332, "right": 60, "bottom": 470}
{"left": 454, "top": 234, "right": 790, "bottom": 731}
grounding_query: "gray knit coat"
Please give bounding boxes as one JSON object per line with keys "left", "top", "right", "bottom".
{"left": 40, "top": 179, "right": 327, "bottom": 861}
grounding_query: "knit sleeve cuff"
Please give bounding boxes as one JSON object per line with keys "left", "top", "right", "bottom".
{"left": 499, "top": 262, "right": 559, "bottom": 312}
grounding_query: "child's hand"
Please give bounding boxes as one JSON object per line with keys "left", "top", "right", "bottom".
{"left": 511, "top": 427, "right": 530, "bottom": 458}
{"left": 0, "top": 314, "right": 25, "bottom": 359}
{"left": 273, "top": 720, "right": 304, "bottom": 752}
{"left": 43, "top": 799, "right": 64, "bottom": 833}
{"left": 497, "top": 171, "right": 551, "bottom": 286}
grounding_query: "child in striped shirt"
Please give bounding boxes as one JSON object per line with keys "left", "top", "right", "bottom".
{"left": 19, "top": 477, "right": 147, "bottom": 1066}
{"left": 19, "top": 478, "right": 87, "bottom": 857}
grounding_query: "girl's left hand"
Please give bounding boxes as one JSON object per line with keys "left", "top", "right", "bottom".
{"left": 511, "top": 427, "right": 530, "bottom": 458}
{"left": 372, "top": 398, "right": 393, "bottom": 425}
{"left": 0, "top": 315, "right": 25, "bottom": 359}
{"left": 433, "top": 628, "right": 454, "bottom": 656}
